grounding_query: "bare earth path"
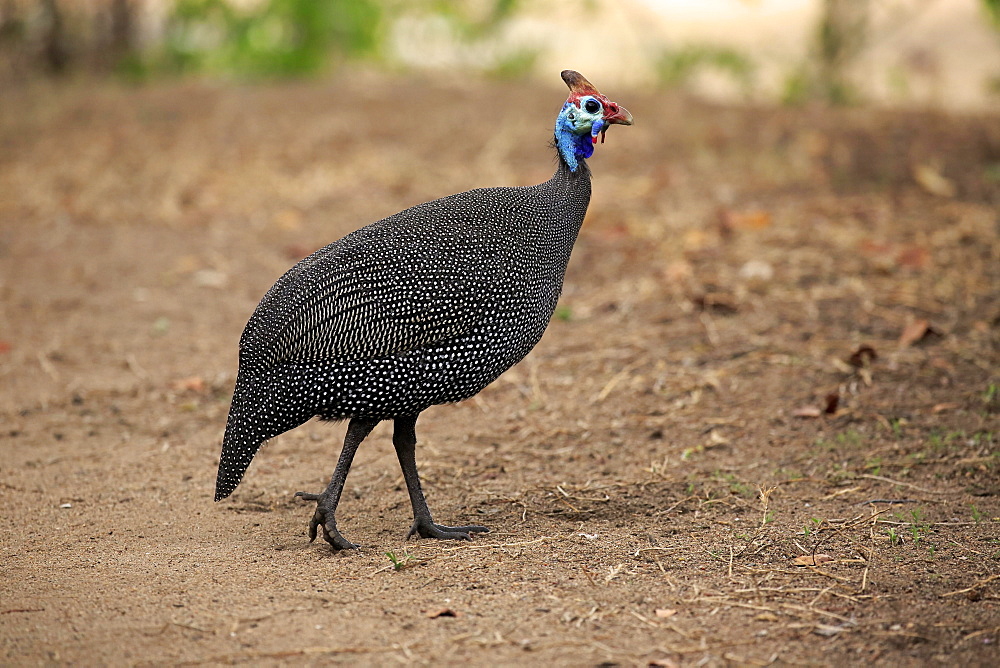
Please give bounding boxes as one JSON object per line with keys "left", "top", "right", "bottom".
{"left": 1, "top": 75, "right": 998, "bottom": 666}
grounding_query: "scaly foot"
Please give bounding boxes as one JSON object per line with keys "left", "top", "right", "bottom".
{"left": 294, "top": 491, "right": 358, "bottom": 550}
{"left": 406, "top": 518, "right": 490, "bottom": 542}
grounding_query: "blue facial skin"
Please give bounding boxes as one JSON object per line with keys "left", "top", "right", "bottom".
{"left": 555, "top": 96, "right": 605, "bottom": 172}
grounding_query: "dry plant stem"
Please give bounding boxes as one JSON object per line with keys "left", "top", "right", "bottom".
{"left": 858, "top": 474, "right": 953, "bottom": 495}
{"left": 811, "top": 506, "right": 895, "bottom": 563}
{"left": 941, "top": 575, "right": 999, "bottom": 597}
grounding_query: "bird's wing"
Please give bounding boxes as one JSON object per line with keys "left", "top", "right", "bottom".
{"left": 240, "top": 215, "right": 498, "bottom": 368}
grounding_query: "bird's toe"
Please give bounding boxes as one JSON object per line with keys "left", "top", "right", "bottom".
{"left": 296, "top": 490, "right": 359, "bottom": 550}
{"left": 320, "top": 525, "right": 360, "bottom": 550}
{"left": 407, "top": 520, "right": 490, "bottom": 542}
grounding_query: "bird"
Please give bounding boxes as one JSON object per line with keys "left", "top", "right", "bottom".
{"left": 214, "top": 70, "right": 632, "bottom": 550}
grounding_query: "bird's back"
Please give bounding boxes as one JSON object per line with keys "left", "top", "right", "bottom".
{"left": 241, "top": 166, "right": 590, "bottom": 376}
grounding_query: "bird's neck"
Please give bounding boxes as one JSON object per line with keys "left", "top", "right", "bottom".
{"left": 554, "top": 116, "right": 596, "bottom": 173}
{"left": 542, "top": 144, "right": 592, "bottom": 245}
{"left": 552, "top": 132, "right": 594, "bottom": 181}
{"left": 552, "top": 140, "right": 592, "bottom": 185}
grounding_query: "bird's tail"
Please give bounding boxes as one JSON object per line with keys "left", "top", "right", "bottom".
{"left": 214, "top": 398, "right": 265, "bottom": 501}
{"left": 214, "top": 367, "right": 314, "bottom": 501}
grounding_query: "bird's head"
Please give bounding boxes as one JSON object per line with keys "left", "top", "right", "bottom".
{"left": 555, "top": 70, "right": 632, "bottom": 172}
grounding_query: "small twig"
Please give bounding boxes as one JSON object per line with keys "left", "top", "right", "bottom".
{"left": 556, "top": 496, "right": 579, "bottom": 513}
{"left": 628, "top": 609, "right": 660, "bottom": 628}
{"left": 857, "top": 498, "right": 917, "bottom": 505}
{"left": 37, "top": 352, "right": 59, "bottom": 380}
{"left": 654, "top": 495, "right": 698, "bottom": 516}
{"left": 961, "top": 626, "right": 1000, "bottom": 643}
{"left": 858, "top": 474, "right": 952, "bottom": 495}
{"left": 409, "top": 535, "right": 558, "bottom": 553}
{"left": 591, "top": 361, "right": 642, "bottom": 403}
{"left": 125, "top": 353, "right": 147, "bottom": 378}
{"left": 821, "top": 486, "right": 861, "bottom": 500}
{"left": 876, "top": 519, "right": 983, "bottom": 527}
{"left": 699, "top": 311, "right": 720, "bottom": 347}
{"left": 802, "top": 566, "right": 854, "bottom": 584}
{"left": 556, "top": 484, "right": 610, "bottom": 503}
{"left": 941, "top": 575, "right": 999, "bottom": 598}
{"left": 947, "top": 540, "right": 984, "bottom": 556}
{"left": 811, "top": 507, "right": 894, "bottom": 563}
{"left": 634, "top": 546, "right": 680, "bottom": 557}
{"left": 690, "top": 597, "right": 781, "bottom": 615}
{"left": 779, "top": 602, "right": 853, "bottom": 623}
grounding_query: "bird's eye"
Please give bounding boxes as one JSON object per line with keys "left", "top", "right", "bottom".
{"left": 584, "top": 99, "right": 601, "bottom": 114}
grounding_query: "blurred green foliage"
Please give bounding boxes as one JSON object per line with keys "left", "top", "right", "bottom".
{"left": 655, "top": 44, "right": 755, "bottom": 96}
{"left": 427, "top": 0, "right": 521, "bottom": 40}
{"left": 120, "top": 0, "right": 528, "bottom": 80}
{"left": 982, "top": 0, "right": 1000, "bottom": 93}
{"left": 130, "top": 0, "right": 382, "bottom": 78}
{"left": 985, "top": 0, "right": 1000, "bottom": 27}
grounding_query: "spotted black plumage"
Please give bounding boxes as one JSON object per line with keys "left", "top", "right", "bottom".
{"left": 214, "top": 71, "right": 632, "bottom": 549}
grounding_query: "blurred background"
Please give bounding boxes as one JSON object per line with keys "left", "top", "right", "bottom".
{"left": 1, "top": 9, "right": 998, "bottom": 663}
{"left": 1, "top": 0, "right": 999, "bottom": 110}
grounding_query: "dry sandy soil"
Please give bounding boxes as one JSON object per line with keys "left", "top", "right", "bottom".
{"left": 1, "top": 73, "right": 998, "bottom": 666}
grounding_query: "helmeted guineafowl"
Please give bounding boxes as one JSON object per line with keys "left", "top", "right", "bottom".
{"left": 215, "top": 70, "right": 632, "bottom": 550}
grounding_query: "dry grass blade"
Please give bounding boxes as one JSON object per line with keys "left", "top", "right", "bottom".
{"left": 940, "top": 575, "right": 999, "bottom": 598}
{"left": 858, "top": 474, "right": 954, "bottom": 494}
{"left": 590, "top": 361, "right": 643, "bottom": 403}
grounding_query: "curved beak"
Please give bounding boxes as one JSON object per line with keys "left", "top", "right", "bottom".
{"left": 605, "top": 104, "right": 633, "bottom": 126}
{"left": 595, "top": 102, "right": 632, "bottom": 144}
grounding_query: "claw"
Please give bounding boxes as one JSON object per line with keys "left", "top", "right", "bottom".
{"left": 295, "top": 490, "right": 359, "bottom": 551}
{"left": 307, "top": 512, "right": 319, "bottom": 543}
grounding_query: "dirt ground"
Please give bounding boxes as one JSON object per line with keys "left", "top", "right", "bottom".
{"left": 1, "top": 73, "right": 998, "bottom": 666}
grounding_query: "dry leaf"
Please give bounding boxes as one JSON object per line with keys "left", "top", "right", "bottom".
{"left": 654, "top": 608, "right": 677, "bottom": 619}
{"left": 170, "top": 376, "right": 206, "bottom": 393}
{"left": 898, "top": 319, "right": 929, "bottom": 348}
{"left": 192, "top": 268, "right": 227, "bottom": 288}
{"left": 858, "top": 239, "right": 894, "bottom": 258}
{"left": 272, "top": 208, "right": 302, "bottom": 230}
{"left": 663, "top": 260, "right": 693, "bottom": 283}
{"left": 848, "top": 345, "right": 877, "bottom": 368}
{"left": 283, "top": 244, "right": 313, "bottom": 260}
{"left": 792, "top": 406, "right": 822, "bottom": 418}
{"left": 682, "top": 228, "right": 712, "bottom": 252}
{"left": 425, "top": 607, "right": 460, "bottom": 619}
{"left": 932, "top": 403, "right": 959, "bottom": 413}
{"left": 793, "top": 554, "right": 834, "bottom": 567}
{"left": 824, "top": 392, "right": 840, "bottom": 414}
{"left": 930, "top": 357, "right": 955, "bottom": 372}
{"left": 913, "top": 164, "right": 956, "bottom": 198}
{"left": 648, "top": 660, "right": 679, "bottom": 668}
{"left": 898, "top": 320, "right": 941, "bottom": 348}
{"left": 596, "top": 222, "right": 631, "bottom": 241}
{"left": 173, "top": 254, "right": 199, "bottom": 273}
{"left": 755, "top": 612, "right": 780, "bottom": 622}
{"left": 694, "top": 292, "right": 738, "bottom": 314}
{"left": 896, "top": 245, "right": 930, "bottom": 270}
{"left": 738, "top": 259, "right": 774, "bottom": 282}
{"left": 730, "top": 209, "right": 772, "bottom": 230}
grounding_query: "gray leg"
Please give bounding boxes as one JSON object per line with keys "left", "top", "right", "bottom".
{"left": 296, "top": 417, "right": 378, "bottom": 550}
{"left": 392, "top": 415, "right": 489, "bottom": 541}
